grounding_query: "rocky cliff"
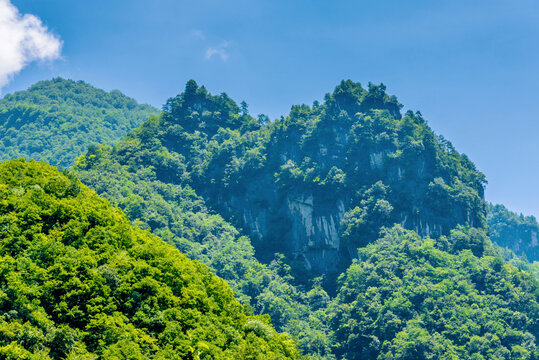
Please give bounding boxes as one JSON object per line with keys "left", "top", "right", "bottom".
{"left": 73, "top": 79, "right": 487, "bottom": 283}
{"left": 184, "top": 80, "right": 488, "bottom": 281}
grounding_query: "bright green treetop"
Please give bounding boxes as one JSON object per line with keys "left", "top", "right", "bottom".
{"left": 0, "top": 159, "right": 299, "bottom": 359}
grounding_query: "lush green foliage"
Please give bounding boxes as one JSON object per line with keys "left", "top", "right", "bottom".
{"left": 329, "top": 225, "right": 539, "bottom": 360}
{"left": 0, "top": 159, "right": 299, "bottom": 359}
{"left": 72, "top": 80, "right": 526, "bottom": 359}
{"left": 2, "top": 77, "right": 537, "bottom": 359}
{"left": 0, "top": 78, "right": 158, "bottom": 167}
{"left": 74, "top": 143, "right": 335, "bottom": 359}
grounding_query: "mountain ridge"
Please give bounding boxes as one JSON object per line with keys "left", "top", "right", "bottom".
{"left": 0, "top": 77, "right": 158, "bottom": 167}
{"left": 143, "top": 79, "right": 487, "bottom": 283}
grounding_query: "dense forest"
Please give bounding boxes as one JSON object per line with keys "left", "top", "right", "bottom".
{"left": 1, "top": 79, "right": 538, "bottom": 359}
{"left": 0, "top": 78, "right": 158, "bottom": 167}
{"left": 0, "top": 159, "right": 298, "bottom": 359}
{"left": 73, "top": 123, "right": 335, "bottom": 358}
{"left": 330, "top": 226, "right": 538, "bottom": 359}
{"left": 73, "top": 80, "right": 539, "bottom": 359}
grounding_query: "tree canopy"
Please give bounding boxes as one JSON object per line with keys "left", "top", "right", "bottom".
{"left": 0, "top": 159, "right": 299, "bottom": 359}
{"left": 329, "top": 226, "right": 539, "bottom": 360}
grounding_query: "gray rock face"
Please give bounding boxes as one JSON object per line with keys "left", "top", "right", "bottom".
{"left": 223, "top": 187, "right": 348, "bottom": 274}
{"left": 285, "top": 195, "right": 345, "bottom": 272}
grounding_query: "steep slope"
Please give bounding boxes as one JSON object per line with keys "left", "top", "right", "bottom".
{"left": 488, "top": 203, "right": 539, "bottom": 262}
{"left": 199, "top": 80, "right": 486, "bottom": 280}
{"left": 0, "top": 159, "right": 299, "bottom": 359}
{"left": 329, "top": 226, "right": 539, "bottom": 359}
{"left": 74, "top": 132, "right": 335, "bottom": 359}
{"left": 0, "top": 78, "right": 158, "bottom": 167}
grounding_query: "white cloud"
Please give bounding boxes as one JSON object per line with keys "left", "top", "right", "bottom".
{"left": 192, "top": 29, "right": 205, "bottom": 40}
{"left": 0, "top": 0, "right": 62, "bottom": 91}
{"left": 205, "top": 41, "right": 230, "bottom": 62}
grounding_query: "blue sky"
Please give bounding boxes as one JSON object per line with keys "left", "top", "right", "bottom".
{"left": 3, "top": 0, "right": 539, "bottom": 217}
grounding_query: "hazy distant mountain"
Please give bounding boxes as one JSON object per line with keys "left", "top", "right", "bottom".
{"left": 488, "top": 202, "right": 539, "bottom": 262}
{"left": 0, "top": 77, "right": 158, "bottom": 167}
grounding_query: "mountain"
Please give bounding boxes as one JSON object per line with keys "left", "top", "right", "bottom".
{"left": 71, "top": 80, "right": 539, "bottom": 359}
{"left": 488, "top": 203, "right": 539, "bottom": 262}
{"left": 188, "top": 80, "right": 487, "bottom": 284}
{"left": 0, "top": 159, "right": 299, "bottom": 359}
{"left": 0, "top": 78, "right": 158, "bottom": 167}
{"left": 94, "top": 79, "right": 485, "bottom": 286}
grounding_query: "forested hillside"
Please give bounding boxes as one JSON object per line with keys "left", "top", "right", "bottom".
{"left": 0, "top": 78, "right": 158, "bottom": 167}
{"left": 0, "top": 159, "right": 299, "bottom": 359}
{"left": 330, "top": 226, "right": 539, "bottom": 359}
{"left": 72, "top": 80, "right": 539, "bottom": 359}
